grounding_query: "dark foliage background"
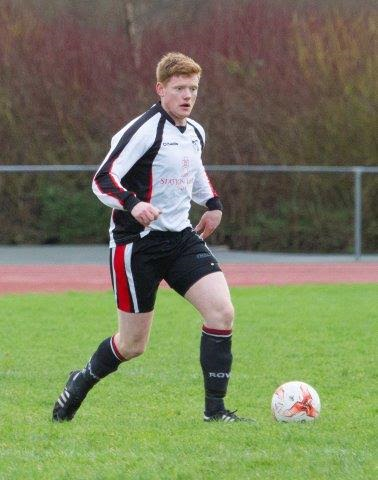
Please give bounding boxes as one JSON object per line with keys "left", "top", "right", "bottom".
{"left": 0, "top": 0, "right": 376, "bottom": 251}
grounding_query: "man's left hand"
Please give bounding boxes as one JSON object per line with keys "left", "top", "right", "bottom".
{"left": 194, "top": 210, "right": 222, "bottom": 240}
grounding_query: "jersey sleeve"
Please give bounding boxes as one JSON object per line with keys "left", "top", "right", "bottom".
{"left": 92, "top": 123, "right": 154, "bottom": 211}
{"left": 192, "top": 163, "right": 220, "bottom": 207}
{"left": 190, "top": 122, "right": 222, "bottom": 209}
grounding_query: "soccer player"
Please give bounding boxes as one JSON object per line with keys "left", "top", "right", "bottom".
{"left": 52, "top": 52, "right": 251, "bottom": 423}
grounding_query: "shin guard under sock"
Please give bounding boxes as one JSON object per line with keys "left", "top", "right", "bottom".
{"left": 200, "top": 326, "right": 233, "bottom": 415}
{"left": 74, "top": 336, "right": 126, "bottom": 393}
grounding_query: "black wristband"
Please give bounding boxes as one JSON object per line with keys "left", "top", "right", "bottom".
{"left": 123, "top": 193, "right": 141, "bottom": 212}
{"left": 206, "top": 197, "right": 223, "bottom": 211}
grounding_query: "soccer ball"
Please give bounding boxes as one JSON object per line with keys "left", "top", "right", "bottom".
{"left": 271, "top": 381, "right": 321, "bottom": 422}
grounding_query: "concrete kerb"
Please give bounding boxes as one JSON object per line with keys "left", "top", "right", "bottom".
{"left": 0, "top": 245, "right": 377, "bottom": 265}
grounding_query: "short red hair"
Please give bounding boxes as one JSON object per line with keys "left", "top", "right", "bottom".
{"left": 156, "top": 52, "right": 202, "bottom": 84}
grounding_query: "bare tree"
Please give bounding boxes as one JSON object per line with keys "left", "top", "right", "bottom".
{"left": 122, "top": 0, "right": 141, "bottom": 68}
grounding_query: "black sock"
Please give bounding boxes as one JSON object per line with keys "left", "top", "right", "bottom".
{"left": 200, "top": 326, "right": 233, "bottom": 415}
{"left": 74, "top": 336, "right": 126, "bottom": 392}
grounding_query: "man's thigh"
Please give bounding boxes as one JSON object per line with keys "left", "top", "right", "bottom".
{"left": 117, "top": 309, "right": 154, "bottom": 343}
{"left": 184, "top": 271, "right": 234, "bottom": 328}
{"left": 113, "top": 309, "right": 154, "bottom": 359}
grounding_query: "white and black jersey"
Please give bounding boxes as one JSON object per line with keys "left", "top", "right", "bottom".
{"left": 93, "top": 102, "right": 222, "bottom": 247}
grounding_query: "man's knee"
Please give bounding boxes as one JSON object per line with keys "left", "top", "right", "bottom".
{"left": 206, "top": 302, "right": 234, "bottom": 330}
{"left": 115, "top": 335, "right": 147, "bottom": 360}
{"left": 116, "top": 310, "right": 153, "bottom": 360}
{"left": 118, "top": 341, "right": 146, "bottom": 360}
{"left": 219, "top": 302, "right": 235, "bottom": 329}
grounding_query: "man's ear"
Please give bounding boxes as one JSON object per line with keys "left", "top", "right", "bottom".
{"left": 156, "top": 82, "right": 165, "bottom": 97}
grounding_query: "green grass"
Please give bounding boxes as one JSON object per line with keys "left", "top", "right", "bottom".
{"left": 0, "top": 285, "right": 377, "bottom": 479}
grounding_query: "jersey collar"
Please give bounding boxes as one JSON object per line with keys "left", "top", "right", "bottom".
{"left": 155, "top": 102, "right": 187, "bottom": 132}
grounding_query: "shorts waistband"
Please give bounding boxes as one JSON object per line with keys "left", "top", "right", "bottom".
{"left": 147, "top": 227, "right": 192, "bottom": 238}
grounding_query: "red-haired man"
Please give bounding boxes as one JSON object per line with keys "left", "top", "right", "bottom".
{"left": 53, "top": 52, "right": 252, "bottom": 423}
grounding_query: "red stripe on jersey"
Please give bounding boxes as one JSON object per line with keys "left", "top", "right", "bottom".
{"left": 114, "top": 245, "right": 133, "bottom": 312}
{"left": 202, "top": 325, "right": 232, "bottom": 336}
{"left": 94, "top": 176, "right": 125, "bottom": 208}
{"left": 109, "top": 170, "right": 127, "bottom": 195}
{"left": 205, "top": 172, "right": 218, "bottom": 197}
{"left": 145, "top": 169, "right": 153, "bottom": 202}
{"left": 93, "top": 155, "right": 128, "bottom": 208}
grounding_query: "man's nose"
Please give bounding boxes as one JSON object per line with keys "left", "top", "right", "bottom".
{"left": 183, "top": 88, "right": 192, "bottom": 99}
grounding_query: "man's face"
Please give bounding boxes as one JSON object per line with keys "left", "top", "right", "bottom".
{"left": 156, "top": 74, "right": 199, "bottom": 125}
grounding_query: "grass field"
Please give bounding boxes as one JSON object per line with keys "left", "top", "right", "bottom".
{"left": 0, "top": 284, "right": 377, "bottom": 480}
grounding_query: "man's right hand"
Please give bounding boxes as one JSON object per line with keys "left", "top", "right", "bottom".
{"left": 131, "top": 202, "right": 161, "bottom": 227}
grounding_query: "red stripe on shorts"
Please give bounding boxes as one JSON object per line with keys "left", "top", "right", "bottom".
{"left": 114, "top": 245, "right": 133, "bottom": 312}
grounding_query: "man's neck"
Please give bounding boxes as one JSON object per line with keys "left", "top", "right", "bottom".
{"left": 160, "top": 103, "right": 187, "bottom": 126}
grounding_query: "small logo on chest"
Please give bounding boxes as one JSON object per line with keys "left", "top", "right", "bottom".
{"left": 192, "top": 139, "right": 200, "bottom": 152}
{"left": 163, "top": 142, "right": 179, "bottom": 146}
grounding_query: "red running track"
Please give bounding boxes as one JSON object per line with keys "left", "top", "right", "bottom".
{"left": 0, "top": 263, "right": 377, "bottom": 295}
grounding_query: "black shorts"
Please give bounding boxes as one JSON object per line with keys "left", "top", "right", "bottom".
{"left": 109, "top": 227, "right": 222, "bottom": 313}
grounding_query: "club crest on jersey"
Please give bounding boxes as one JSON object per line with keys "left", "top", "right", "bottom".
{"left": 192, "top": 139, "right": 200, "bottom": 152}
{"left": 182, "top": 157, "right": 190, "bottom": 177}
